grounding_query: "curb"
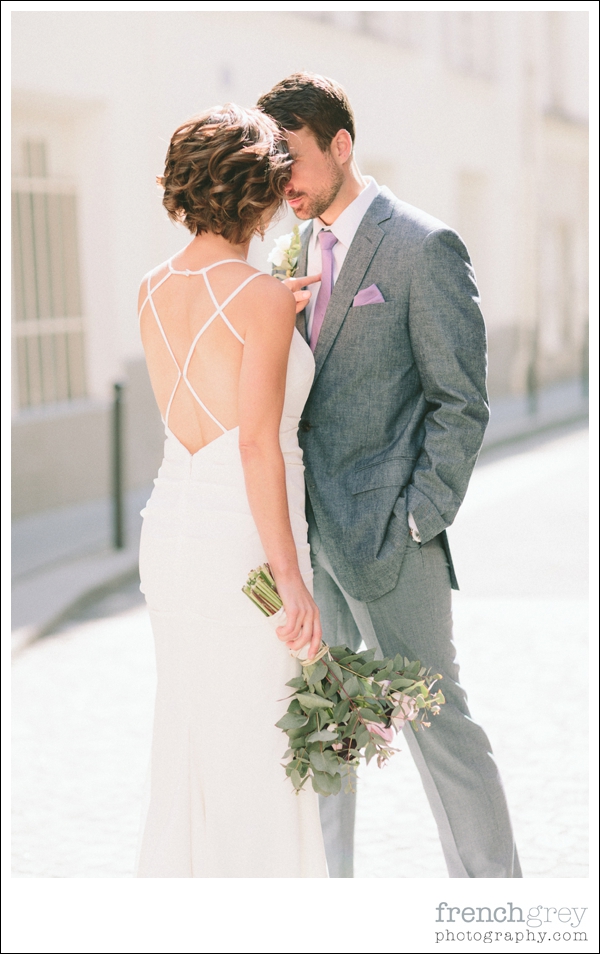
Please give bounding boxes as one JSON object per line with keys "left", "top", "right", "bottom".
{"left": 11, "top": 548, "right": 140, "bottom": 658}
{"left": 480, "top": 409, "right": 589, "bottom": 455}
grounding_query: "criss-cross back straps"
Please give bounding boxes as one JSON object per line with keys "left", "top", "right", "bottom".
{"left": 140, "top": 260, "right": 264, "bottom": 433}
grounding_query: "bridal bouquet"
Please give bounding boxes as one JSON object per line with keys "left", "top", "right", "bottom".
{"left": 243, "top": 565, "right": 445, "bottom": 796}
{"left": 278, "top": 646, "right": 444, "bottom": 796}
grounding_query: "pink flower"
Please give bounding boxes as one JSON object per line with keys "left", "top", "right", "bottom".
{"left": 391, "top": 694, "right": 420, "bottom": 731}
{"left": 367, "top": 722, "right": 395, "bottom": 744}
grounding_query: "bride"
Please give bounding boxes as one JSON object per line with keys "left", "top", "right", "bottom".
{"left": 136, "top": 104, "right": 328, "bottom": 877}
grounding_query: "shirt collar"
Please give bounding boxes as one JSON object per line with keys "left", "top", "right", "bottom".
{"left": 310, "top": 176, "right": 379, "bottom": 251}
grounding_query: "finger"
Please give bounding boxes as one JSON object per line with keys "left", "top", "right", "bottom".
{"left": 287, "top": 274, "right": 321, "bottom": 292}
{"left": 276, "top": 610, "right": 298, "bottom": 640}
{"left": 288, "top": 609, "right": 304, "bottom": 642}
{"left": 278, "top": 606, "right": 304, "bottom": 642}
{"left": 308, "top": 616, "right": 322, "bottom": 659}
{"left": 289, "top": 612, "right": 312, "bottom": 650}
{"left": 285, "top": 611, "right": 311, "bottom": 645}
{"left": 293, "top": 290, "right": 311, "bottom": 314}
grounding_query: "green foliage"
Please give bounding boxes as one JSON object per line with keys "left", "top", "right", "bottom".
{"left": 275, "top": 712, "right": 309, "bottom": 730}
{"left": 277, "top": 643, "right": 445, "bottom": 796}
{"left": 243, "top": 562, "right": 445, "bottom": 796}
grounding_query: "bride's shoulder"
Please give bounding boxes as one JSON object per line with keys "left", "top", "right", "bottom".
{"left": 138, "top": 260, "right": 170, "bottom": 297}
{"left": 240, "top": 272, "right": 295, "bottom": 342}
{"left": 245, "top": 271, "right": 294, "bottom": 308}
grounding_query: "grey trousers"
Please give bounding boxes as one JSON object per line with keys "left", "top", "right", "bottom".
{"left": 309, "top": 515, "right": 522, "bottom": 879}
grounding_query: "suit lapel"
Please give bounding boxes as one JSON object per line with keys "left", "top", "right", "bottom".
{"left": 295, "top": 222, "right": 312, "bottom": 341}
{"left": 313, "top": 192, "right": 392, "bottom": 382}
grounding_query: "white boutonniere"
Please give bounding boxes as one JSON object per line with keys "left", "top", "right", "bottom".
{"left": 267, "top": 225, "right": 301, "bottom": 278}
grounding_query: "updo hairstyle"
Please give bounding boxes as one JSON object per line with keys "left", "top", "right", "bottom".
{"left": 159, "top": 104, "right": 292, "bottom": 245}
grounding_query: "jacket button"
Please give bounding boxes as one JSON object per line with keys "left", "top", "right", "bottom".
{"left": 299, "top": 420, "right": 311, "bottom": 432}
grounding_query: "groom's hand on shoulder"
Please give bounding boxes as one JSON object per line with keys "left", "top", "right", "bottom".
{"left": 282, "top": 274, "right": 321, "bottom": 314}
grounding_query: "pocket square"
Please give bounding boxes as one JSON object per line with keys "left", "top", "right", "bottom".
{"left": 353, "top": 284, "right": 385, "bottom": 306}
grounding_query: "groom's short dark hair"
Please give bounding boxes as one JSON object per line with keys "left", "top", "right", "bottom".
{"left": 257, "top": 72, "right": 355, "bottom": 152}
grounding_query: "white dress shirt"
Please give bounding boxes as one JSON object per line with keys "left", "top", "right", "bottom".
{"left": 304, "top": 176, "right": 379, "bottom": 338}
{"left": 302, "top": 176, "right": 422, "bottom": 543}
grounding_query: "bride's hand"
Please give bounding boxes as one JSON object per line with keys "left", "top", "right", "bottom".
{"left": 282, "top": 274, "right": 321, "bottom": 314}
{"left": 274, "top": 576, "right": 323, "bottom": 660}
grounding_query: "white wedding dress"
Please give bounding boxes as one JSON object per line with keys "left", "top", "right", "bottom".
{"left": 136, "top": 258, "right": 328, "bottom": 877}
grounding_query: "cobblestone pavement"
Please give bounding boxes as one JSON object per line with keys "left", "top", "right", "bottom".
{"left": 12, "top": 425, "right": 589, "bottom": 878}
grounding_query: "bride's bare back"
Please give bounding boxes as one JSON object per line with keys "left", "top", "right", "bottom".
{"left": 139, "top": 255, "right": 269, "bottom": 455}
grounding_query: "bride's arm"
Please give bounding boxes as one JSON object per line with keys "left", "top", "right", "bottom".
{"left": 238, "top": 276, "right": 322, "bottom": 659}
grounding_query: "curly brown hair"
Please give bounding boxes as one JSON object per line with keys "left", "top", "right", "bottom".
{"left": 159, "top": 104, "right": 292, "bottom": 245}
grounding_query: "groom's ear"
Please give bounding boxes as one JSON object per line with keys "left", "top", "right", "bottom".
{"left": 330, "top": 129, "right": 353, "bottom": 167}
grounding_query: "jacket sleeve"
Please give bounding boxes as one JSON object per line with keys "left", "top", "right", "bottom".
{"left": 404, "top": 227, "right": 489, "bottom": 543}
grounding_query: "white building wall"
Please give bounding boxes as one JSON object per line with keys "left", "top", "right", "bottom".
{"left": 11, "top": 10, "right": 589, "bottom": 516}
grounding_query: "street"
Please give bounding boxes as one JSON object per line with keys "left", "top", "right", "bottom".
{"left": 12, "top": 425, "right": 589, "bottom": 878}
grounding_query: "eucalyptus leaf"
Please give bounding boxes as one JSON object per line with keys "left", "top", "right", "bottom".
{"left": 327, "top": 646, "right": 349, "bottom": 661}
{"left": 343, "top": 676, "right": 361, "bottom": 698}
{"left": 290, "top": 735, "right": 308, "bottom": 750}
{"left": 358, "top": 708, "right": 386, "bottom": 724}
{"left": 365, "top": 742, "right": 378, "bottom": 765}
{"left": 311, "top": 770, "right": 342, "bottom": 796}
{"left": 355, "top": 726, "right": 371, "bottom": 749}
{"left": 306, "top": 729, "right": 338, "bottom": 743}
{"left": 306, "top": 661, "right": 328, "bottom": 687}
{"left": 309, "top": 749, "right": 339, "bottom": 776}
{"left": 286, "top": 676, "right": 307, "bottom": 690}
{"left": 390, "top": 677, "right": 416, "bottom": 689}
{"left": 323, "top": 680, "right": 339, "bottom": 700}
{"left": 340, "top": 653, "right": 365, "bottom": 664}
{"left": 287, "top": 719, "right": 310, "bottom": 734}
{"left": 324, "top": 659, "right": 345, "bottom": 682}
{"left": 356, "top": 660, "right": 383, "bottom": 677}
{"left": 325, "top": 772, "right": 342, "bottom": 795}
{"left": 357, "top": 707, "right": 377, "bottom": 721}
{"left": 295, "top": 692, "right": 335, "bottom": 710}
{"left": 333, "top": 699, "right": 351, "bottom": 722}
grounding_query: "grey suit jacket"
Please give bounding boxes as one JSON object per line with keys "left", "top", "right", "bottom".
{"left": 295, "top": 187, "right": 489, "bottom": 602}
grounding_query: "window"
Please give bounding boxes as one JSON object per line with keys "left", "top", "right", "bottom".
{"left": 12, "top": 140, "right": 87, "bottom": 409}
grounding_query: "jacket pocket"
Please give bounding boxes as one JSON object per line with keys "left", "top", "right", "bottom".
{"left": 349, "top": 300, "right": 396, "bottom": 320}
{"left": 350, "top": 456, "right": 416, "bottom": 495}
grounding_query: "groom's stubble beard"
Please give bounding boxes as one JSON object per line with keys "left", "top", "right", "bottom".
{"left": 286, "top": 162, "right": 344, "bottom": 221}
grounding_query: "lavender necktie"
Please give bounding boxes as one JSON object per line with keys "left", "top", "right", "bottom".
{"left": 310, "top": 230, "right": 338, "bottom": 352}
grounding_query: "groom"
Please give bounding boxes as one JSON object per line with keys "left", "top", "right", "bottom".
{"left": 258, "top": 73, "right": 521, "bottom": 879}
